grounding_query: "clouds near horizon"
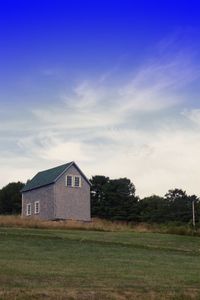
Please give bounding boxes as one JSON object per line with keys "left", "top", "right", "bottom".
{"left": 1, "top": 42, "right": 200, "bottom": 198}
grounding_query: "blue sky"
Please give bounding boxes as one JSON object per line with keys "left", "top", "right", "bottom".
{"left": 1, "top": 0, "right": 200, "bottom": 197}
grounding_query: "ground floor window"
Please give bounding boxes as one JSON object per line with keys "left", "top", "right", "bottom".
{"left": 34, "top": 201, "right": 40, "bottom": 214}
{"left": 26, "top": 203, "right": 31, "bottom": 216}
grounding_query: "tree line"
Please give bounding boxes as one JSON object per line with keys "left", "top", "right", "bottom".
{"left": 91, "top": 176, "right": 200, "bottom": 224}
{"left": 0, "top": 177, "right": 199, "bottom": 224}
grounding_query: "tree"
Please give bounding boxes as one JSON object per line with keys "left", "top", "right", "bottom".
{"left": 164, "top": 189, "right": 199, "bottom": 223}
{"left": 0, "top": 182, "right": 24, "bottom": 214}
{"left": 138, "top": 195, "right": 167, "bottom": 223}
{"left": 90, "top": 175, "right": 109, "bottom": 217}
{"left": 90, "top": 176, "right": 138, "bottom": 221}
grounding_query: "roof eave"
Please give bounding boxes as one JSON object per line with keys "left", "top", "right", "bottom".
{"left": 21, "top": 182, "right": 54, "bottom": 193}
{"left": 54, "top": 161, "right": 92, "bottom": 186}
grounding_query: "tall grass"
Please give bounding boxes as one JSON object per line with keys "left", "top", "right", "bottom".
{"left": 0, "top": 215, "right": 199, "bottom": 236}
{"left": 0, "top": 215, "right": 132, "bottom": 232}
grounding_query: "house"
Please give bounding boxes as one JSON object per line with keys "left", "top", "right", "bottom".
{"left": 21, "top": 161, "right": 91, "bottom": 221}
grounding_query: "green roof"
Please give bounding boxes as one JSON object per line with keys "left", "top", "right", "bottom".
{"left": 21, "top": 162, "right": 73, "bottom": 192}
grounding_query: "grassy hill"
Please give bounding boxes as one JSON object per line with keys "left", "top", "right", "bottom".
{"left": 0, "top": 223, "right": 200, "bottom": 299}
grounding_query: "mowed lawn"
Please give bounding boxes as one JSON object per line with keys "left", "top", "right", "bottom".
{"left": 0, "top": 228, "right": 200, "bottom": 299}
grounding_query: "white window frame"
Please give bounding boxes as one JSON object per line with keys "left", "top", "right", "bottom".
{"left": 65, "top": 174, "right": 82, "bottom": 188}
{"left": 34, "top": 201, "right": 40, "bottom": 214}
{"left": 74, "top": 175, "right": 81, "bottom": 188}
{"left": 26, "top": 203, "right": 31, "bottom": 216}
{"left": 66, "top": 174, "right": 73, "bottom": 187}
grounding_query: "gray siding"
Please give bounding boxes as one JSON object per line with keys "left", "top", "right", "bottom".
{"left": 54, "top": 165, "right": 91, "bottom": 221}
{"left": 22, "top": 184, "right": 54, "bottom": 220}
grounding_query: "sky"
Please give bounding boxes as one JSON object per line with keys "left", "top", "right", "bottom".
{"left": 1, "top": 0, "right": 200, "bottom": 197}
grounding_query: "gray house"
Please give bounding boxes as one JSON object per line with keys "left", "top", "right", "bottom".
{"left": 21, "top": 161, "right": 91, "bottom": 221}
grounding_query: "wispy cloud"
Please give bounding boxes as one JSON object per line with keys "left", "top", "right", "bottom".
{"left": 182, "top": 109, "right": 200, "bottom": 126}
{"left": 1, "top": 46, "right": 200, "bottom": 197}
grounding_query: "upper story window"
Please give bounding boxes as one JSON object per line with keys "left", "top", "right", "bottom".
{"left": 34, "top": 201, "right": 40, "bottom": 214}
{"left": 74, "top": 176, "right": 81, "bottom": 187}
{"left": 66, "top": 175, "right": 73, "bottom": 187}
{"left": 65, "top": 175, "right": 81, "bottom": 188}
{"left": 26, "top": 203, "right": 31, "bottom": 216}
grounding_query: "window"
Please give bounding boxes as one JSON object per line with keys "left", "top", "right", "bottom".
{"left": 34, "top": 201, "right": 40, "bottom": 214}
{"left": 74, "top": 176, "right": 81, "bottom": 187}
{"left": 66, "top": 175, "right": 73, "bottom": 187}
{"left": 27, "top": 204, "right": 31, "bottom": 216}
{"left": 65, "top": 175, "right": 81, "bottom": 187}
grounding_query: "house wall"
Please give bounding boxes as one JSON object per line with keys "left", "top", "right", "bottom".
{"left": 22, "top": 184, "right": 54, "bottom": 220}
{"left": 54, "top": 165, "right": 91, "bottom": 221}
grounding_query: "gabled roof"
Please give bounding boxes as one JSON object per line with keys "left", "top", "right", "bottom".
{"left": 21, "top": 161, "right": 91, "bottom": 193}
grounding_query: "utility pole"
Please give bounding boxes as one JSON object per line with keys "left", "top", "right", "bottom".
{"left": 192, "top": 199, "right": 196, "bottom": 229}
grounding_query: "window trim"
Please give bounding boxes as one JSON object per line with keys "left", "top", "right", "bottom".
{"left": 34, "top": 201, "right": 40, "bottom": 214}
{"left": 66, "top": 174, "right": 73, "bottom": 187}
{"left": 74, "top": 175, "right": 81, "bottom": 188}
{"left": 65, "top": 174, "right": 82, "bottom": 188}
{"left": 26, "top": 203, "right": 31, "bottom": 216}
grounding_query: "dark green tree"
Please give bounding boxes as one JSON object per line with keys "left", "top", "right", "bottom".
{"left": 164, "top": 189, "right": 199, "bottom": 223}
{"left": 90, "top": 175, "right": 109, "bottom": 217}
{"left": 139, "top": 190, "right": 200, "bottom": 224}
{"left": 0, "top": 182, "right": 24, "bottom": 214}
{"left": 138, "top": 195, "right": 167, "bottom": 223}
{"left": 90, "top": 176, "right": 138, "bottom": 221}
{"left": 102, "top": 178, "right": 138, "bottom": 221}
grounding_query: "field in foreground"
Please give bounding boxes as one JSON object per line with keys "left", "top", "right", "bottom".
{"left": 0, "top": 227, "right": 200, "bottom": 300}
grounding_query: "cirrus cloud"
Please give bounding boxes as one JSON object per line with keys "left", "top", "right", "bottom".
{"left": 0, "top": 47, "right": 200, "bottom": 197}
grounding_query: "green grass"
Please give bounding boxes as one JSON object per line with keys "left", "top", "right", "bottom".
{"left": 0, "top": 227, "right": 200, "bottom": 299}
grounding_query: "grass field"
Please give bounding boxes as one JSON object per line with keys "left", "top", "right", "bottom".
{"left": 0, "top": 226, "right": 200, "bottom": 299}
